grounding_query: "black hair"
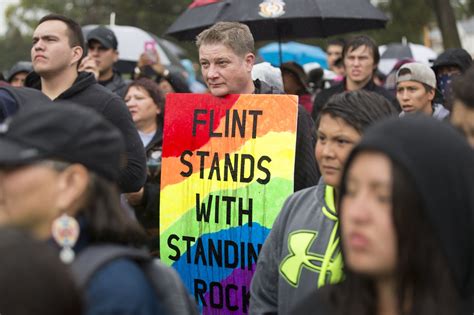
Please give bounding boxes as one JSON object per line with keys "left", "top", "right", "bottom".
{"left": 308, "top": 68, "right": 324, "bottom": 90}
{"left": 0, "top": 227, "right": 83, "bottom": 315}
{"left": 126, "top": 77, "right": 165, "bottom": 127}
{"left": 79, "top": 173, "right": 147, "bottom": 247}
{"left": 452, "top": 66, "right": 474, "bottom": 109}
{"left": 327, "top": 156, "right": 461, "bottom": 315}
{"left": 316, "top": 90, "right": 398, "bottom": 134}
{"left": 38, "top": 14, "right": 84, "bottom": 65}
{"left": 327, "top": 38, "right": 346, "bottom": 50}
{"left": 281, "top": 61, "right": 308, "bottom": 95}
{"left": 343, "top": 35, "right": 380, "bottom": 65}
{"left": 334, "top": 57, "right": 344, "bottom": 68}
{"left": 157, "top": 71, "right": 191, "bottom": 93}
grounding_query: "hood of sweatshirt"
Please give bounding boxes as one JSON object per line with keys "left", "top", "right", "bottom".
{"left": 25, "top": 71, "right": 97, "bottom": 100}
{"left": 342, "top": 115, "right": 474, "bottom": 299}
{"left": 432, "top": 48, "right": 472, "bottom": 74}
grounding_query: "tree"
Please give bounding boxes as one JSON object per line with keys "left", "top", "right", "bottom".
{"left": 0, "top": 0, "right": 191, "bottom": 73}
{"left": 372, "top": 0, "right": 433, "bottom": 44}
{"left": 431, "top": 0, "right": 462, "bottom": 48}
{"left": 5, "top": 0, "right": 189, "bottom": 36}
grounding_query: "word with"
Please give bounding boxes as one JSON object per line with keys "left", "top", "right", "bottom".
{"left": 195, "top": 193, "right": 253, "bottom": 226}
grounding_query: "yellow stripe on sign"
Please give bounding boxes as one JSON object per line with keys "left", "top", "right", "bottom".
{"left": 160, "top": 131, "right": 296, "bottom": 231}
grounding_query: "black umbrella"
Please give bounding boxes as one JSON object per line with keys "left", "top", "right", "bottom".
{"left": 166, "top": 0, "right": 388, "bottom": 41}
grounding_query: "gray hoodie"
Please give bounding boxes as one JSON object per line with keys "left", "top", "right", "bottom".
{"left": 250, "top": 178, "right": 343, "bottom": 315}
{"left": 399, "top": 103, "right": 450, "bottom": 121}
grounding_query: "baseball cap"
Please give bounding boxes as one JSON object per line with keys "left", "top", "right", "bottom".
{"left": 86, "top": 26, "right": 118, "bottom": 50}
{"left": 0, "top": 101, "right": 125, "bottom": 181}
{"left": 396, "top": 62, "right": 436, "bottom": 89}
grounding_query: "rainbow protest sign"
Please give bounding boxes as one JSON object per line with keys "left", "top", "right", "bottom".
{"left": 160, "top": 93, "right": 297, "bottom": 314}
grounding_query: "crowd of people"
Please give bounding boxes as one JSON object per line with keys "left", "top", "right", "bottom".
{"left": 0, "top": 12, "right": 472, "bottom": 315}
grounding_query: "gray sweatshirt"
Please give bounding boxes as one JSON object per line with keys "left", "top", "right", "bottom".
{"left": 399, "top": 103, "right": 450, "bottom": 120}
{"left": 249, "top": 179, "right": 343, "bottom": 315}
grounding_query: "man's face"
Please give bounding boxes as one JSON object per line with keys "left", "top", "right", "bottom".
{"left": 326, "top": 44, "right": 343, "bottom": 70}
{"left": 396, "top": 81, "right": 434, "bottom": 115}
{"left": 0, "top": 163, "right": 63, "bottom": 238}
{"left": 451, "top": 99, "right": 474, "bottom": 148}
{"left": 437, "top": 65, "right": 461, "bottom": 76}
{"left": 344, "top": 45, "right": 376, "bottom": 86}
{"left": 87, "top": 40, "right": 118, "bottom": 76}
{"left": 199, "top": 43, "right": 255, "bottom": 96}
{"left": 315, "top": 114, "right": 361, "bottom": 188}
{"left": 31, "top": 20, "right": 82, "bottom": 77}
{"left": 10, "top": 72, "right": 28, "bottom": 87}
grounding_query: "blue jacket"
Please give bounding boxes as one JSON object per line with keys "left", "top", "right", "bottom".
{"left": 52, "top": 218, "right": 163, "bottom": 315}
{"left": 85, "top": 258, "right": 162, "bottom": 315}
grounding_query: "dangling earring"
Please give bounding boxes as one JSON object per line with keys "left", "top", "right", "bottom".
{"left": 51, "top": 213, "right": 80, "bottom": 264}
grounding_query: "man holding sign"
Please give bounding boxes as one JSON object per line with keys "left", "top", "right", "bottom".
{"left": 159, "top": 22, "right": 318, "bottom": 314}
{"left": 196, "top": 22, "right": 319, "bottom": 192}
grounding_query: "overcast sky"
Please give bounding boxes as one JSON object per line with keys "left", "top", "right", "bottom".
{"left": 0, "top": 0, "right": 19, "bottom": 35}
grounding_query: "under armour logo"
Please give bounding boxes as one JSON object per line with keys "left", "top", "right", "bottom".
{"left": 279, "top": 230, "right": 343, "bottom": 288}
{"left": 0, "top": 118, "right": 11, "bottom": 134}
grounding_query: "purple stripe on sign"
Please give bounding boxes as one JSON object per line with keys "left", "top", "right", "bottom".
{"left": 202, "top": 264, "right": 257, "bottom": 315}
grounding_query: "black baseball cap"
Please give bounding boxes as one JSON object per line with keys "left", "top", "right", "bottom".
{"left": 86, "top": 26, "right": 118, "bottom": 50}
{"left": 0, "top": 101, "right": 125, "bottom": 181}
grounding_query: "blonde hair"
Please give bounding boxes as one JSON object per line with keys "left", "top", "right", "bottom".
{"left": 196, "top": 22, "right": 254, "bottom": 56}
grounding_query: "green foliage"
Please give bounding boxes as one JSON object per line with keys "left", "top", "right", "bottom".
{"left": 370, "top": 0, "right": 433, "bottom": 44}
{"left": 5, "top": 0, "right": 189, "bottom": 35}
{"left": 0, "top": 0, "right": 468, "bottom": 73}
{"left": 0, "top": 0, "right": 190, "bottom": 73}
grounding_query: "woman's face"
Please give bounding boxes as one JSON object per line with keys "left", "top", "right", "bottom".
{"left": 0, "top": 163, "right": 63, "bottom": 238}
{"left": 125, "top": 86, "right": 160, "bottom": 129}
{"left": 315, "top": 114, "right": 361, "bottom": 187}
{"left": 282, "top": 71, "right": 301, "bottom": 95}
{"left": 341, "top": 151, "right": 397, "bottom": 277}
{"left": 159, "top": 79, "right": 175, "bottom": 95}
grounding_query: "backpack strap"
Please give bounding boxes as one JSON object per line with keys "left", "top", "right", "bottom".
{"left": 71, "top": 244, "right": 199, "bottom": 315}
{"left": 143, "top": 259, "right": 199, "bottom": 315}
{"left": 71, "top": 244, "right": 150, "bottom": 289}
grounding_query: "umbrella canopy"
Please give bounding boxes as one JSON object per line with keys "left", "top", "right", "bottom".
{"left": 166, "top": 0, "right": 388, "bottom": 41}
{"left": 157, "top": 38, "right": 188, "bottom": 59}
{"left": 82, "top": 24, "right": 185, "bottom": 74}
{"left": 378, "top": 43, "right": 438, "bottom": 74}
{"left": 259, "top": 41, "right": 327, "bottom": 68}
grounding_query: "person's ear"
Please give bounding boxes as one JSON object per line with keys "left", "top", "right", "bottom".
{"left": 54, "top": 164, "right": 90, "bottom": 216}
{"left": 428, "top": 88, "right": 436, "bottom": 101}
{"left": 113, "top": 50, "right": 119, "bottom": 63}
{"left": 71, "top": 46, "right": 84, "bottom": 66}
{"left": 244, "top": 53, "right": 255, "bottom": 72}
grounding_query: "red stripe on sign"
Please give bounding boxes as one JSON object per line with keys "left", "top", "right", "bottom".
{"left": 189, "top": 0, "right": 222, "bottom": 8}
{"left": 162, "top": 93, "right": 240, "bottom": 158}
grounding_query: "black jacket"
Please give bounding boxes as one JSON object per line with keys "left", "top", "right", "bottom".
{"left": 99, "top": 71, "right": 129, "bottom": 98}
{"left": 254, "top": 79, "right": 320, "bottom": 191}
{"left": 432, "top": 48, "right": 472, "bottom": 74}
{"left": 0, "top": 86, "right": 52, "bottom": 122}
{"left": 25, "top": 71, "right": 146, "bottom": 193}
{"left": 131, "top": 128, "right": 163, "bottom": 255}
{"left": 311, "top": 79, "right": 400, "bottom": 121}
